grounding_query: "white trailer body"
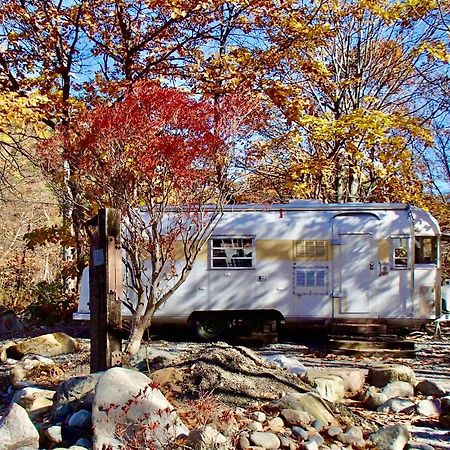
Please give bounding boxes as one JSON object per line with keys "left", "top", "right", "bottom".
{"left": 75, "top": 201, "right": 441, "bottom": 332}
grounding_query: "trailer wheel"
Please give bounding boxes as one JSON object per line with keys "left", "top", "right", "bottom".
{"left": 195, "top": 316, "right": 227, "bottom": 341}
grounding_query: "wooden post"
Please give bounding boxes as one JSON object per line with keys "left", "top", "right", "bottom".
{"left": 89, "top": 208, "right": 123, "bottom": 373}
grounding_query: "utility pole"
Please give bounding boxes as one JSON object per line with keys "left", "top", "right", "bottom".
{"left": 88, "top": 208, "right": 123, "bottom": 372}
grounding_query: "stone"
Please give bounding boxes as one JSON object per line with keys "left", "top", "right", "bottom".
{"left": 0, "top": 402, "right": 40, "bottom": 450}
{"left": 249, "top": 411, "right": 266, "bottom": 423}
{"left": 247, "top": 421, "right": 263, "bottom": 432}
{"left": 406, "top": 443, "right": 435, "bottom": 450}
{"left": 68, "top": 409, "right": 92, "bottom": 428}
{"left": 377, "top": 398, "right": 415, "bottom": 414}
{"left": 363, "top": 387, "right": 388, "bottom": 410}
{"left": 310, "top": 419, "right": 325, "bottom": 432}
{"left": 62, "top": 425, "right": 91, "bottom": 446}
{"left": 439, "top": 413, "right": 450, "bottom": 428}
{"left": 370, "top": 424, "right": 410, "bottom": 450}
{"left": 278, "top": 435, "right": 297, "bottom": 450}
{"left": 51, "top": 374, "right": 102, "bottom": 423}
{"left": 6, "top": 332, "right": 79, "bottom": 359}
{"left": 301, "top": 441, "right": 318, "bottom": 450}
{"left": 267, "top": 417, "right": 284, "bottom": 432}
{"left": 263, "top": 354, "right": 307, "bottom": 376}
{"left": 337, "top": 426, "right": 364, "bottom": 447}
{"left": 250, "top": 431, "right": 281, "bottom": 449}
{"left": 272, "top": 393, "right": 334, "bottom": 425}
{"left": 280, "top": 409, "right": 310, "bottom": 427}
{"left": 416, "top": 399, "right": 441, "bottom": 417}
{"left": 75, "top": 437, "right": 92, "bottom": 448}
{"left": 327, "top": 426, "right": 343, "bottom": 438}
{"left": 239, "top": 434, "right": 251, "bottom": 449}
{"left": 381, "top": 381, "right": 414, "bottom": 399}
{"left": 440, "top": 396, "right": 450, "bottom": 413}
{"left": 368, "top": 365, "right": 416, "bottom": 388}
{"left": 292, "top": 426, "right": 309, "bottom": 440}
{"left": 187, "top": 426, "right": 229, "bottom": 450}
{"left": 307, "top": 374, "right": 345, "bottom": 403}
{"left": 415, "top": 380, "right": 445, "bottom": 398}
{"left": 91, "top": 367, "right": 188, "bottom": 450}
{"left": 43, "top": 425, "right": 63, "bottom": 445}
{"left": 307, "top": 433, "right": 324, "bottom": 447}
{"left": 11, "top": 386, "right": 55, "bottom": 417}
{"left": 0, "top": 309, "right": 23, "bottom": 337}
{"left": 9, "top": 355, "right": 59, "bottom": 388}
{"left": 151, "top": 367, "right": 184, "bottom": 388}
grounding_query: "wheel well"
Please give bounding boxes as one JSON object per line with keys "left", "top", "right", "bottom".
{"left": 188, "top": 309, "right": 285, "bottom": 326}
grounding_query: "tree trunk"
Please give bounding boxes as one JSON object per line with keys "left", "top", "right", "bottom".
{"left": 124, "top": 321, "right": 148, "bottom": 356}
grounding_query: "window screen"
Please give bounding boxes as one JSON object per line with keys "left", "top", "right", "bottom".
{"left": 294, "top": 267, "right": 328, "bottom": 295}
{"left": 415, "top": 236, "right": 437, "bottom": 265}
{"left": 210, "top": 237, "right": 254, "bottom": 269}
{"left": 296, "top": 240, "right": 328, "bottom": 259}
{"left": 391, "top": 237, "right": 410, "bottom": 268}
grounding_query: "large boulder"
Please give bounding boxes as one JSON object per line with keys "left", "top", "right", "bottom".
{"left": 306, "top": 369, "right": 365, "bottom": 397}
{"left": 270, "top": 392, "right": 335, "bottom": 425}
{"left": 370, "top": 424, "right": 410, "bottom": 450}
{"left": 0, "top": 403, "right": 40, "bottom": 450}
{"left": 91, "top": 367, "right": 189, "bottom": 450}
{"left": 368, "top": 365, "right": 416, "bottom": 388}
{"left": 6, "top": 332, "right": 79, "bottom": 359}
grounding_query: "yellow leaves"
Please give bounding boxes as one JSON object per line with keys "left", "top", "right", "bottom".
{"left": 416, "top": 41, "right": 450, "bottom": 63}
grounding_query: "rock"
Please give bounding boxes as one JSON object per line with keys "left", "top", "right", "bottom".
{"left": 250, "top": 431, "right": 280, "bottom": 449}
{"left": 377, "top": 398, "right": 415, "bottom": 414}
{"left": 249, "top": 411, "right": 266, "bottom": 423}
{"left": 0, "top": 309, "right": 23, "bottom": 337}
{"left": 43, "top": 425, "right": 63, "bottom": 445}
{"left": 68, "top": 409, "right": 92, "bottom": 428}
{"left": 263, "top": 354, "right": 307, "bottom": 376}
{"left": 416, "top": 399, "right": 441, "bottom": 417}
{"left": 239, "top": 434, "right": 251, "bottom": 449}
{"left": 363, "top": 386, "right": 388, "bottom": 410}
{"left": 308, "top": 433, "right": 324, "bottom": 447}
{"left": 292, "top": 426, "right": 309, "bottom": 440}
{"left": 439, "top": 413, "right": 450, "bottom": 428}
{"left": 151, "top": 367, "right": 184, "bottom": 389}
{"left": 370, "top": 424, "right": 410, "bottom": 450}
{"left": 301, "top": 441, "right": 318, "bottom": 450}
{"left": 406, "top": 443, "right": 435, "bottom": 450}
{"left": 337, "top": 426, "right": 364, "bottom": 447}
{"left": 307, "top": 374, "right": 345, "bottom": 403}
{"left": 381, "top": 381, "right": 414, "bottom": 399}
{"left": 247, "top": 421, "right": 263, "bottom": 432}
{"left": 10, "top": 355, "right": 61, "bottom": 388}
{"left": 278, "top": 435, "right": 297, "bottom": 450}
{"left": 306, "top": 369, "right": 365, "bottom": 396}
{"left": 280, "top": 409, "right": 310, "bottom": 427}
{"left": 187, "top": 426, "right": 229, "bottom": 450}
{"left": 0, "top": 402, "right": 40, "bottom": 450}
{"left": 310, "top": 419, "right": 325, "bottom": 432}
{"left": 51, "top": 374, "right": 102, "bottom": 423}
{"left": 440, "top": 396, "right": 450, "bottom": 413}
{"left": 368, "top": 365, "right": 416, "bottom": 388}
{"left": 327, "top": 426, "right": 343, "bottom": 437}
{"left": 272, "top": 392, "right": 334, "bottom": 424}
{"left": 6, "top": 332, "right": 79, "bottom": 359}
{"left": 75, "top": 437, "right": 92, "bottom": 448}
{"left": 91, "top": 367, "right": 189, "bottom": 450}
{"left": 62, "top": 425, "right": 91, "bottom": 446}
{"left": 11, "top": 386, "right": 55, "bottom": 417}
{"left": 415, "top": 380, "right": 445, "bottom": 398}
{"left": 267, "top": 417, "right": 284, "bottom": 433}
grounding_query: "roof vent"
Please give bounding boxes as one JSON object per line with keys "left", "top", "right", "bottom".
{"left": 288, "top": 199, "right": 323, "bottom": 205}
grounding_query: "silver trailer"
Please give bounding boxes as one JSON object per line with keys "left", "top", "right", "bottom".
{"left": 74, "top": 201, "right": 442, "bottom": 338}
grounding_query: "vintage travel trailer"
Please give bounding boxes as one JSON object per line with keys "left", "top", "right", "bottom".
{"left": 74, "top": 201, "right": 442, "bottom": 339}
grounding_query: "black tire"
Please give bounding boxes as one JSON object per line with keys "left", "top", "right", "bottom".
{"left": 195, "top": 315, "right": 227, "bottom": 341}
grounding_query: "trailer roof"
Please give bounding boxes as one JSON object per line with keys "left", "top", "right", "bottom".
{"left": 218, "top": 201, "right": 409, "bottom": 212}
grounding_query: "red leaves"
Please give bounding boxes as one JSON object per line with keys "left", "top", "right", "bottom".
{"left": 57, "top": 81, "right": 224, "bottom": 209}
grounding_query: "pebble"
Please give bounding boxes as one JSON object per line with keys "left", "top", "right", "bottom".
{"left": 250, "top": 431, "right": 281, "bottom": 449}
{"left": 248, "top": 420, "right": 264, "bottom": 431}
{"left": 267, "top": 416, "right": 285, "bottom": 432}
{"left": 281, "top": 409, "right": 310, "bottom": 427}
{"left": 292, "top": 426, "right": 309, "bottom": 440}
{"left": 327, "top": 425, "right": 343, "bottom": 437}
{"left": 249, "top": 411, "right": 267, "bottom": 423}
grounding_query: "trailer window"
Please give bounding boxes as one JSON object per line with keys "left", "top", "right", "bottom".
{"left": 210, "top": 237, "right": 255, "bottom": 269}
{"left": 415, "top": 236, "right": 437, "bottom": 265}
{"left": 295, "top": 240, "right": 328, "bottom": 260}
{"left": 391, "top": 237, "right": 410, "bottom": 268}
{"left": 294, "top": 267, "right": 328, "bottom": 295}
